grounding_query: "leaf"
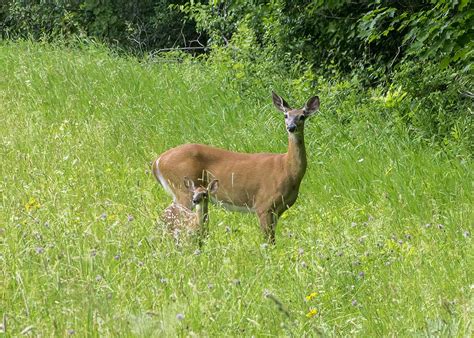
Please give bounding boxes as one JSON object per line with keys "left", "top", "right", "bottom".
{"left": 459, "top": 0, "right": 469, "bottom": 11}
{"left": 439, "top": 56, "right": 451, "bottom": 69}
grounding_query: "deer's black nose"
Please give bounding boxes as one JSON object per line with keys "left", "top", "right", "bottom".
{"left": 287, "top": 125, "right": 297, "bottom": 133}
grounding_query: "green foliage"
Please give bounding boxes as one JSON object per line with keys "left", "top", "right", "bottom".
{"left": 180, "top": 1, "right": 473, "bottom": 76}
{"left": 0, "top": 0, "right": 200, "bottom": 52}
{"left": 176, "top": 1, "right": 473, "bottom": 150}
{"left": 2, "top": 1, "right": 472, "bottom": 73}
{"left": 0, "top": 0, "right": 84, "bottom": 38}
{"left": 1, "top": 41, "right": 472, "bottom": 336}
{"left": 358, "top": 1, "right": 474, "bottom": 71}
{"left": 390, "top": 61, "right": 473, "bottom": 152}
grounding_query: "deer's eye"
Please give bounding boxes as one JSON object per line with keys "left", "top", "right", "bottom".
{"left": 284, "top": 114, "right": 288, "bottom": 118}
{"left": 299, "top": 115, "right": 306, "bottom": 121}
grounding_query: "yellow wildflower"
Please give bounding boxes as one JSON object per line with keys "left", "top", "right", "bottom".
{"left": 25, "top": 197, "right": 41, "bottom": 211}
{"left": 305, "top": 292, "right": 318, "bottom": 301}
{"left": 306, "top": 308, "right": 318, "bottom": 318}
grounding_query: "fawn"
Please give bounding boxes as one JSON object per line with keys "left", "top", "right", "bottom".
{"left": 162, "top": 177, "right": 218, "bottom": 241}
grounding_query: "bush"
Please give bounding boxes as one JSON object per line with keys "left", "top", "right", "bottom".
{"left": 390, "top": 61, "right": 473, "bottom": 153}
{"left": 0, "top": 0, "right": 201, "bottom": 53}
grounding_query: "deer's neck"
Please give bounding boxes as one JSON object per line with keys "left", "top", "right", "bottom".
{"left": 286, "top": 132, "right": 307, "bottom": 182}
{"left": 195, "top": 203, "right": 209, "bottom": 225}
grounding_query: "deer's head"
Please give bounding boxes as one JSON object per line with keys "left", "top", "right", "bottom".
{"left": 272, "top": 91, "right": 320, "bottom": 134}
{"left": 184, "top": 178, "right": 219, "bottom": 206}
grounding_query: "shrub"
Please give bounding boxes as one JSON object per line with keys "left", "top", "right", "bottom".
{"left": 0, "top": 0, "right": 201, "bottom": 53}
{"left": 388, "top": 61, "right": 473, "bottom": 153}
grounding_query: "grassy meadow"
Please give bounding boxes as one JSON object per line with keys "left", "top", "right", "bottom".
{"left": 0, "top": 41, "right": 472, "bottom": 336}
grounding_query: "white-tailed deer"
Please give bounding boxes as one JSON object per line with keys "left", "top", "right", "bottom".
{"left": 162, "top": 178, "right": 219, "bottom": 240}
{"left": 153, "top": 91, "right": 320, "bottom": 243}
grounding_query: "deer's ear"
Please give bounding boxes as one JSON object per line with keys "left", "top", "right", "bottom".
{"left": 304, "top": 96, "right": 320, "bottom": 116}
{"left": 183, "top": 177, "right": 195, "bottom": 192}
{"left": 272, "top": 91, "right": 291, "bottom": 112}
{"left": 208, "top": 179, "right": 219, "bottom": 194}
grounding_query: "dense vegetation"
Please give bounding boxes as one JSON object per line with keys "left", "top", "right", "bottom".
{"left": 1, "top": 1, "right": 472, "bottom": 336}
{"left": 1, "top": 0, "right": 472, "bottom": 150}
{"left": 0, "top": 0, "right": 200, "bottom": 52}
{"left": 2, "top": 1, "right": 472, "bottom": 71}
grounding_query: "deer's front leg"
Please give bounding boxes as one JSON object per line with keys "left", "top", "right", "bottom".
{"left": 257, "top": 211, "right": 278, "bottom": 244}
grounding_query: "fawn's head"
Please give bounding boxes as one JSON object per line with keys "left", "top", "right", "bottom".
{"left": 184, "top": 178, "right": 219, "bottom": 206}
{"left": 272, "top": 91, "right": 320, "bottom": 134}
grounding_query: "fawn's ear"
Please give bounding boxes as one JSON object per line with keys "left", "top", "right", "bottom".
{"left": 208, "top": 179, "right": 219, "bottom": 194}
{"left": 272, "top": 91, "right": 291, "bottom": 112}
{"left": 303, "top": 96, "right": 320, "bottom": 116}
{"left": 183, "top": 177, "right": 195, "bottom": 192}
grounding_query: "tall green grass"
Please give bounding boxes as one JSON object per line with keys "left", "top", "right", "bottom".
{"left": 1, "top": 41, "right": 472, "bottom": 336}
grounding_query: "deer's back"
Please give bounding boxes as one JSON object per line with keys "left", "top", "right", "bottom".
{"left": 158, "top": 143, "right": 291, "bottom": 211}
